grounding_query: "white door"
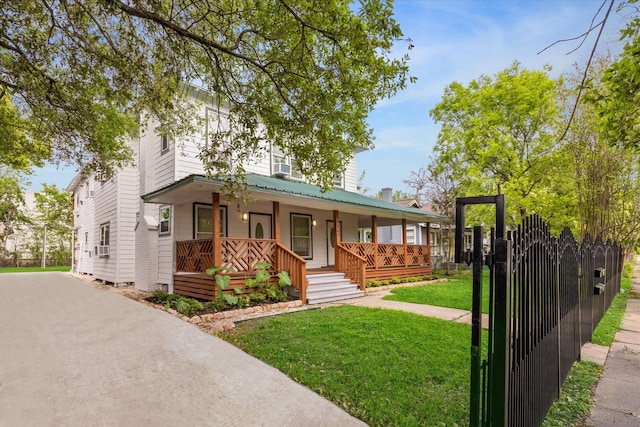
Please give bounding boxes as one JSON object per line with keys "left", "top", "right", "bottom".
{"left": 326, "top": 221, "right": 342, "bottom": 267}
{"left": 250, "top": 213, "right": 272, "bottom": 239}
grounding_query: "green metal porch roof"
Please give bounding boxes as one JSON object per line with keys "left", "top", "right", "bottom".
{"left": 142, "top": 173, "right": 450, "bottom": 222}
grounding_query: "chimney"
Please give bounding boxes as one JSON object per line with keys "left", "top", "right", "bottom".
{"left": 381, "top": 187, "right": 393, "bottom": 202}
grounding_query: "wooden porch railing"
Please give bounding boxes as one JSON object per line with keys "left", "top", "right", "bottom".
{"left": 175, "top": 238, "right": 308, "bottom": 303}
{"left": 339, "top": 242, "right": 430, "bottom": 269}
{"left": 275, "top": 243, "right": 308, "bottom": 303}
{"left": 336, "top": 243, "right": 367, "bottom": 290}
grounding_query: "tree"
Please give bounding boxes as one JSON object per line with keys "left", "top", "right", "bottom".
{"left": 429, "top": 61, "right": 568, "bottom": 230}
{"left": 404, "top": 162, "right": 462, "bottom": 274}
{"left": 0, "top": 172, "right": 28, "bottom": 263}
{"left": 28, "top": 184, "right": 72, "bottom": 265}
{"left": 564, "top": 55, "right": 640, "bottom": 254}
{"left": 593, "top": 0, "right": 640, "bottom": 152}
{"left": 0, "top": 92, "right": 50, "bottom": 170}
{"left": 1, "top": 1, "right": 413, "bottom": 187}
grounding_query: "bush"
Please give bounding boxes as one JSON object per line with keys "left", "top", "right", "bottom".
{"left": 249, "top": 292, "right": 267, "bottom": 303}
{"left": 206, "top": 298, "right": 227, "bottom": 312}
{"left": 623, "top": 261, "right": 635, "bottom": 279}
{"left": 175, "top": 297, "right": 203, "bottom": 317}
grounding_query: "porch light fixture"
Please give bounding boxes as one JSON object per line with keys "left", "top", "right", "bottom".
{"left": 312, "top": 219, "right": 317, "bottom": 228}
{"left": 241, "top": 212, "right": 248, "bottom": 223}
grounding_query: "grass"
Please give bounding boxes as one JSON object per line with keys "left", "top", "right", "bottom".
{"left": 221, "top": 305, "right": 480, "bottom": 426}
{"left": 591, "top": 275, "right": 632, "bottom": 346}
{"left": 542, "top": 361, "right": 603, "bottom": 427}
{"left": 0, "top": 265, "right": 71, "bottom": 273}
{"left": 384, "top": 270, "right": 491, "bottom": 313}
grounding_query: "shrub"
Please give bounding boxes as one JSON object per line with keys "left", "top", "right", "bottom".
{"left": 206, "top": 298, "right": 227, "bottom": 312}
{"left": 623, "top": 261, "right": 635, "bottom": 279}
{"left": 175, "top": 297, "right": 203, "bottom": 317}
{"left": 249, "top": 292, "right": 267, "bottom": 303}
{"left": 391, "top": 278, "right": 402, "bottom": 284}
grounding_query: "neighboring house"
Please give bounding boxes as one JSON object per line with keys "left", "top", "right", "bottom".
{"left": 67, "top": 90, "right": 448, "bottom": 304}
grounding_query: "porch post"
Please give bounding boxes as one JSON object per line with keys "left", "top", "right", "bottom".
{"left": 333, "top": 210, "right": 340, "bottom": 270}
{"left": 371, "top": 215, "right": 378, "bottom": 270}
{"left": 273, "top": 201, "right": 280, "bottom": 242}
{"left": 402, "top": 218, "right": 407, "bottom": 267}
{"left": 212, "top": 192, "right": 221, "bottom": 267}
{"left": 273, "top": 201, "right": 280, "bottom": 268}
{"left": 426, "top": 222, "right": 431, "bottom": 269}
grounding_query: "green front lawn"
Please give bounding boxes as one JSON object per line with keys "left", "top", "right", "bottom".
{"left": 591, "top": 275, "right": 632, "bottom": 346}
{"left": 384, "top": 270, "right": 491, "bottom": 313}
{"left": 221, "top": 305, "right": 478, "bottom": 426}
{"left": 0, "top": 266, "right": 71, "bottom": 273}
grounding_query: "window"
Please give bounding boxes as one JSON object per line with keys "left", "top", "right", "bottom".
{"left": 161, "top": 136, "right": 170, "bottom": 154}
{"left": 406, "top": 228, "right": 415, "bottom": 245}
{"left": 159, "top": 206, "right": 171, "bottom": 235}
{"left": 98, "top": 223, "right": 110, "bottom": 257}
{"left": 332, "top": 171, "right": 344, "bottom": 188}
{"left": 291, "top": 214, "right": 312, "bottom": 259}
{"left": 100, "top": 223, "right": 110, "bottom": 246}
{"left": 84, "top": 232, "right": 88, "bottom": 251}
{"left": 194, "top": 204, "right": 227, "bottom": 239}
{"left": 272, "top": 150, "right": 303, "bottom": 180}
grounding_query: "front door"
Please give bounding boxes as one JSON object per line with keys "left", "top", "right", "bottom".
{"left": 326, "top": 220, "right": 342, "bottom": 266}
{"left": 249, "top": 213, "right": 272, "bottom": 239}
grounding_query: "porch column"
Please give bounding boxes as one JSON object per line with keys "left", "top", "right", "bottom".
{"left": 212, "top": 192, "right": 221, "bottom": 267}
{"left": 333, "top": 210, "right": 340, "bottom": 270}
{"left": 371, "top": 215, "right": 378, "bottom": 270}
{"left": 426, "top": 222, "right": 431, "bottom": 268}
{"left": 402, "top": 218, "right": 407, "bottom": 267}
{"left": 273, "top": 201, "right": 280, "bottom": 243}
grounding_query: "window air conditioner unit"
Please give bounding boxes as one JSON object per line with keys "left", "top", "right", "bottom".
{"left": 98, "top": 245, "right": 110, "bottom": 257}
{"left": 273, "top": 162, "right": 291, "bottom": 177}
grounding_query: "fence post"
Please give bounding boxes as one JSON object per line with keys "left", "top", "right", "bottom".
{"left": 490, "top": 236, "right": 511, "bottom": 427}
{"left": 470, "top": 226, "right": 484, "bottom": 427}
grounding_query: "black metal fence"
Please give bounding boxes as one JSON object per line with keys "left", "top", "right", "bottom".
{"left": 457, "top": 197, "right": 624, "bottom": 427}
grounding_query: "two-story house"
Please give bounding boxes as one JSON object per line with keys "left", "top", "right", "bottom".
{"left": 68, "top": 89, "right": 447, "bottom": 304}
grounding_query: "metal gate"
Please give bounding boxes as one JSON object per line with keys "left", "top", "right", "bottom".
{"left": 456, "top": 195, "right": 623, "bottom": 427}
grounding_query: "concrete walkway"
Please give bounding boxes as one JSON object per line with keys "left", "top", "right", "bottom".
{"left": 587, "top": 259, "right": 640, "bottom": 427}
{"left": 0, "top": 272, "right": 365, "bottom": 427}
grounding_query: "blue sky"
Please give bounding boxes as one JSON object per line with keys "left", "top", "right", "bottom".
{"left": 28, "top": 0, "right": 627, "bottom": 194}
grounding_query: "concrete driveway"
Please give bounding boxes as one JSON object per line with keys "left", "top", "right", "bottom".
{"left": 0, "top": 273, "right": 365, "bottom": 427}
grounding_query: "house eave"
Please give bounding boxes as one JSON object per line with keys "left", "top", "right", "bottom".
{"left": 142, "top": 174, "right": 449, "bottom": 223}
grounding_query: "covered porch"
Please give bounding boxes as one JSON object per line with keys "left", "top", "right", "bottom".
{"left": 142, "top": 174, "right": 448, "bottom": 304}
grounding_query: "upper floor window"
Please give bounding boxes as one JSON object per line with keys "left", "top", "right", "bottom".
{"left": 272, "top": 154, "right": 303, "bottom": 180}
{"left": 159, "top": 206, "right": 171, "bottom": 235}
{"left": 332, "top": 171, "right": 344, "bottom": 188}
{"left": 161, "top": 136, "right": 170, "bottom": 154}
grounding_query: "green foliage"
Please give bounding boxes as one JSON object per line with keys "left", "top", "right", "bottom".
{"left": 27, "top": 183, "right": 72, "bottom": 265}
{"left": 592, "top": 2, "right": 640, "bottom": 152}
{"left": 153, "top": 291, "right": 203, "bottom": 317}
{"left": 223, "top": 293, "right": 239, "bottom": 307}
{"left": 206, "top": 298, "right": 227, "bottom": 312}
{"left": 0, "top": 265, "right": 70, "bottom": 273}
{"left": 1, "top": 0, "right": 412, "bottom": 187}
{"left": 385, "top": 271, "right": 491, "bottom": 313}
{"left": 591, "top": 275, "right": 632, "bottom": 346}
{"left": 542, "top": 362, "right": 603, "bottom": 427}
{"left": 0, "top": 93, "right": 50, "bottom": 170}
{"left": 430, "top": 61, "right": 567, "bottom": 230}
{"left": 248, "top": 292, "right": 266, "bottom": 303}
{"left": 623, "top": 261, "right": 635, "bottom": 279}
{"left": 221, "top": 306, "right": 476, "bottom": 426}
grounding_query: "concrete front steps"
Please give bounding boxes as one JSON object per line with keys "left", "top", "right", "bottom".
{"left": 306, "top": 272, "right": 364, "bottom": 304}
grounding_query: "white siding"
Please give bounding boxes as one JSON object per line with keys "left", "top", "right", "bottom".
{"left": 115, "top": 165, "right": 138, "bottom": 283}
{"left": 344, "top": 154, "right": 358, "bottom": 192}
